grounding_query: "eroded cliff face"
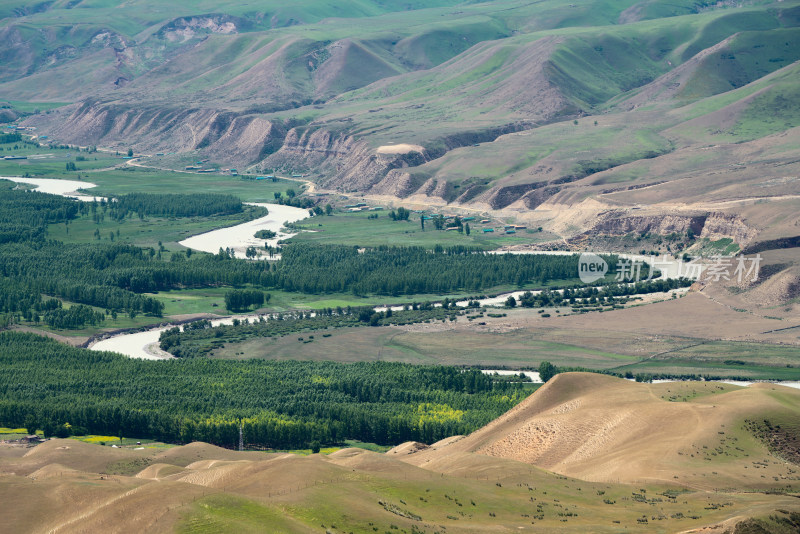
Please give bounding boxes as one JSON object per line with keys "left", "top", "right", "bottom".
{"left": 261, "top": 127, "right": 435, "bottom": 191}
{"left": 24, "top": 97, "right": 543, "bottom": 206}
{"left": 700, "top": 213, "right": 759, "bottom": 246}
{"left": 25, "top": 102, "right": 287, "bottom": 166}
{"left": 566, "top": 211, "right": 758, "bottom": 249}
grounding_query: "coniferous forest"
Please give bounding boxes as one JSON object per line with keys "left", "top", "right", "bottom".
{"left": 107, "top": 193, "right": 243, "bottom": 220}
{"left": 0, "top": 332, "right": 529, "bottom": 448}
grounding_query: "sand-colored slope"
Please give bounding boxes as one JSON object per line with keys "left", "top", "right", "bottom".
{"left": 152, "top": 440, "right": 276, "bottom": 467}
{"left": 3, "top": 433, "right": 799, "bottom": 533}
{"left": 399, "top": 373, "right": 800, "bottom": 488}
{"left": 0, "top": 438, "right": 151, "bottom": 477}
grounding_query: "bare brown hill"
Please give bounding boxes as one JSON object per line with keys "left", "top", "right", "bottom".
{"left": 397, "top": 373, "right": 800, "bottom": 489}
{"left": 3, "top": 434, "right": 799, "bottom": 533}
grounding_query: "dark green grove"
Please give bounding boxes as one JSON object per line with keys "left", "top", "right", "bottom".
{"left": 0, "top": 332, "right": 531, "bottom": 448}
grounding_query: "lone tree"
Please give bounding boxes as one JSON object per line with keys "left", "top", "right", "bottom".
{"left": 127, "top": 148, "right": 133, "bottom": 157}
{"left": 538, "top": 361, "right": 559, "bottom": 382}
{"left": 505, "top": 295, "right": 517, "bottom": 308}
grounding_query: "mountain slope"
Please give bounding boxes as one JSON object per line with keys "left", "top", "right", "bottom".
{"left": 7, "top": 0, "right": 800, "bottom": 276}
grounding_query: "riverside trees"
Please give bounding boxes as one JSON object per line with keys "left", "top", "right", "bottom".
{"left": 0, "top": 332, "right": 529, "bottom": 448}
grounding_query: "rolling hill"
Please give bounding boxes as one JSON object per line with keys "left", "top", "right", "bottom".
{"left": 395, "top": 373, "right": 800, "bottom": 489}
{"left": 1, "top": 373, "right": 798, "bottom": 533}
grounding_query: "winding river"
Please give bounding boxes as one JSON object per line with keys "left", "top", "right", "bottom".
{"left": 6, "top": 177, "right": 797, "bottom": 389}
{"left": 3, "top": 176, "right": 104, "bottom": 201}
{"left": 179, "top": 202, "right": 308, "bottom": 259}
{"left": 4, "top": 176, "right": 700, "bottom": 361}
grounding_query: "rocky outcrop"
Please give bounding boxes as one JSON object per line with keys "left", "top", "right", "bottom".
{"left": 700, "top": 212, "right": 758, "bottom": 247}
{"left": 589, "top": 212, "right": 708, "bottom": 237}
{"left": 157, "top": 14, "right": 251, "bottom": 42}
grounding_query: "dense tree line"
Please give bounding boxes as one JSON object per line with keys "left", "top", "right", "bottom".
{"left": 0, "top": 184, "right": 81, "bottom": 229}
{"left": 0, "top": 184, "right": 126, "bottom": 327}
{"left": 0, "top": 223, "right": 45, "bottom": 244}
{"left": 271, "top": 244, "right": 619, "bottom": 296}
{"left": 0, "top": 278, "right": 60, "bottom": 316}
{"left": 107, "top": 193, "right": 243, "bottom": 220}
{"left": 159, "top": 305, "right": 464, "bottom": 358}
{"left": 515, "top": 277, "right": 693, "bottom": 308}
{"left": 274, "top": 190, "right": 314, "bottom": 209}
{"left": 254, "top": 229, "right": 276, "bottom": 239}
{"left": 1, "top": 237, "right": 626, "bottom": 326}
{"left": 389, "top": 207, "right": 411, "bottom": 221}
{"left": 0, "top": 332, "right": 529, "bottom": 448}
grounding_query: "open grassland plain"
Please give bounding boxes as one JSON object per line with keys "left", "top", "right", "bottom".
{"left": 286, "top": 209, "right": 556, "bottom": 249}
{"left": 2, "top": 161, "right": 299, "bottom": 205}
{"left": 87, "top": 168, "right": 299, "bottom": 204}
{"left": 198, "top": 292, "right": 800, "bottom": 380}
{"left": 46, "top": 205, "right": 268, "bottom": 251}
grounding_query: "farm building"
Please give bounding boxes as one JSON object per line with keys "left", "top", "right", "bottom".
{"left": 480, "top": 219, "right": 491, "bottom": 223}
{"left": 505, "top": 229, "right": 516, "bottom": 234}
{"left": 483, "top": 228, "right": 494, "bottom": 233}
